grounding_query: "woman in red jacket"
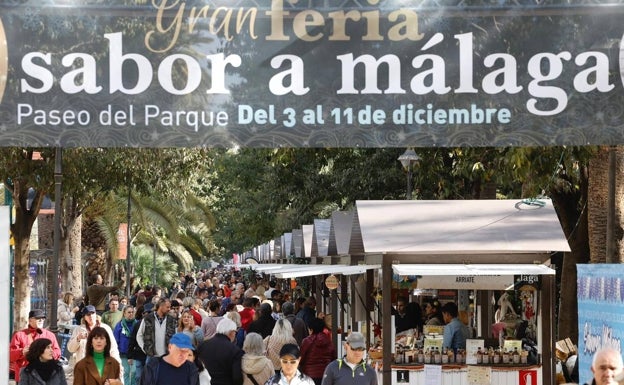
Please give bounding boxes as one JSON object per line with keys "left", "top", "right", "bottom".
{"left": 299, "top": 318, "right": 336, "bottom": 385}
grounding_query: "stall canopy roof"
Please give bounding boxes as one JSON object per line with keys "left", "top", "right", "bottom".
{"left": 393, "top": 263, "right": 555, "bottom": 276}
{"left": 239, "top": 263, "right": 380, "bottom": 279}
{"left": 356, "top": 199, "right": 571, "bottom": 254}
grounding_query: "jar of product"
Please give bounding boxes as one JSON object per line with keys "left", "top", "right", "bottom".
{"left": 512, "top": 347, "right": 521, "bottom": 364}
{"left": 493, "top": 349, "right": 501, "bottom": 364}
{"left": 424, "top": 349, "right": 431, "bottom": 364}
{"left": 456, "top": 349, "right": 463, "bottom": 364}
{"left": 502, "top": 349, "right": 510, "bottom": 364}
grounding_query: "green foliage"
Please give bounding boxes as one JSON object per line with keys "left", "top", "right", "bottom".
{"left": 205, "top": 146, "right": 594, "bottom": 258}
{"left": 130, "top": 244, "right": 179, "bottom": 289}
{"left": 95, "top": 189, "right": 217, "bottom": 271}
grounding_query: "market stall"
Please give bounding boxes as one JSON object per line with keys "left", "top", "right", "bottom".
{"left": 354, "top": 199, "right": 570, "bottom": 385}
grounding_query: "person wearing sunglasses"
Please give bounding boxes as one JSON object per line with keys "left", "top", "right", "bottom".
{"left": 320, "top": 332, "right": 378, "bottom": 385}
{"left": 265, "top": 344, "right": 314, "bottom": 385}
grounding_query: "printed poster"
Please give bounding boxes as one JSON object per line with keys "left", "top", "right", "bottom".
{"left": 577, "top": 264, "right": 624, "bottom": 385}
{"left": 467, "top": 366, "right": 491, "bottom": 385}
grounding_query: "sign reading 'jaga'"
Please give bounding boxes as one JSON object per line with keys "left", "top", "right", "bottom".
{"left": 1, "top": 0, "right": 624, "bottom": 148}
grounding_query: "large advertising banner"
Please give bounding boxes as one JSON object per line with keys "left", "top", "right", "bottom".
{"left": 1, "top": 1, "right": 624, "bottom": 147}
{"left": 577, "top": 264, "right": 624, "bottom": 385}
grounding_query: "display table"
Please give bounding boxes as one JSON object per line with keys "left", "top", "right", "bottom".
{"left": 375, "top": 364, "right": 542, "bottom": 385}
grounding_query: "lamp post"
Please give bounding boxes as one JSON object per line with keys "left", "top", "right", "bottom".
{"left": 398, "top": 148, "right": 420, "bottom": 200}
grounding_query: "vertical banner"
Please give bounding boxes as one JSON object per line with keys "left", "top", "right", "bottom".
{"left": 117, "top": 223, "right": 127, "bottom": 260}
{"left": 577, "top": 264, "right": 624, "bottom": 385}
{"left": 232, "top": 253, "right": 239, "bottom": 270}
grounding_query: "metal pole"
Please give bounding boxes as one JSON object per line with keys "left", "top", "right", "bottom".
{"left": 152, "top": 241, "right": 157, "bottom": 286}
{"left": 50, "top": 147, "right": 62, "bottom": 332}
{"left": 125, "top": 185, "right": 131, "bottom": 298}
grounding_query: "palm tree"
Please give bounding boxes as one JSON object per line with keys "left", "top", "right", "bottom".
{"left": 130, "top": 244, "right": 180, "bottom": 290}
{"left": 87, "top": 190, "right": 217, "bottom": 282}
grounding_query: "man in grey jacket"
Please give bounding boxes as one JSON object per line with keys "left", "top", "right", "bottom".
{"left": 321, "top": 332, "right": 377, "bottom": 385}
{"left": 136, "top": 298, "right": 177, "bottom": 363}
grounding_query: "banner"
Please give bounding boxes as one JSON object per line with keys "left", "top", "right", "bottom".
{"left": 1, "top": 2, "right": 624, "bottom": 147}
{"left": 577, "top": 264, "right": 624, "bottom": 385}
{"left": 117, "top": 223, "right": 128, "bottom": 260}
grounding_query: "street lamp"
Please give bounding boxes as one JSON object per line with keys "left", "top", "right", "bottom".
{"left": 398, "top": 148, "right": 420, "bottom": 200}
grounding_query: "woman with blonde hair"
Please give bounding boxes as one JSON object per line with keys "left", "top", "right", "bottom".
{"left": 57, "top": 292, "right": 79, "bottom": 330}
{"left": 178, "top": 308, "right": 204, "bottom": 347}
{"left": 264, "top": 319, "right": 297, "bottom": 375}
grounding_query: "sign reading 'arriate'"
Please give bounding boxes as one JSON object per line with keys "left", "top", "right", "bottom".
{"left": 1, "top": 1, "right": 624, "bottom": 147}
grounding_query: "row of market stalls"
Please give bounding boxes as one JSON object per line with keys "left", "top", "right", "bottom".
{"left": 237, "top": 199, "right": 570, "bottom": 385}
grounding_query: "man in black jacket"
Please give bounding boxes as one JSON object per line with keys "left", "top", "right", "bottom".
{"left": 248, "top": 303, "right": 276, "bottom": 339}
{"left": 197, "top": 317, "right": 244, "bottom": 385}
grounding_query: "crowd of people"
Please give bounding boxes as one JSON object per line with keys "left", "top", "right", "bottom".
{"left": 9, "top": 267, "right": 378, "bottom": 385}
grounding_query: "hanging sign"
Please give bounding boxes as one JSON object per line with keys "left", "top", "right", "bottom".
{"left": 417, "top": 275, "right": 514, "bottom": 290}
{"left": 514, "top": 274, "right": 541, "bottom": 290}
{"left": 117, "top": 223, "right": 127, "bottom": 260}
{"left": 1, "top": 2, "right": 624, "bottom": 147}
{"left": 325, "top": 274, "right": 339, "bottom": 290}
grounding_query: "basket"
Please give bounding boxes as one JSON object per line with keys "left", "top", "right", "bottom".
{"left": 369, "top": 350, "right": 383, "bottom": 360}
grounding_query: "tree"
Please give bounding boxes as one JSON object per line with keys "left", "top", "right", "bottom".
{"left": 0, "top": 147, "right": 209, "bottom": 331}
{"left": 92, "top": 189, "right": 217, "bottom": 275}
{"left": 0, "top": 149, "right": 54, "bottom": 330}
{"left": 129, "top": 244, "right": 180, "bottom": 290}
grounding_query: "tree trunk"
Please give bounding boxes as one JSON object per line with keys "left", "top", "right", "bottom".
{"left": 588, "top": 146, "right": 624, "bottom": 262}
{"left": 61, "top": 212, "right": 83, "bottom": 298}
{"left": 11, "top": 179, "right": 44, "bottom": 331}
{"left": 615, "top": 148, "right": 624, "bottom": 259}
{"left": 68, "top": 214, "right": 83, "bottom": 296}
{"left": 13, "top": 237, "right": 32, "bottom": 332}
{"left": 588, "top": 147, "right": 611, "bottom": 263}
{"left": 551, "top": 156, "right": 589, "bottom": 343}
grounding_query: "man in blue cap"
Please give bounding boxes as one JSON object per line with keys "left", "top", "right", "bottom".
{"left": 140, "top": 332, "right": 199, "bottom": 385}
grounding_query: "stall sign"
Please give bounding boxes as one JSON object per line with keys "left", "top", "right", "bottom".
{"left": 577, "top": 264, "right": 624, "bottom": 385}
{"left": 417, "top": 275, "right": 514, "bottom": 290}
{"left": 325, "top": 274, "right": 339, "bottom": 290}
{"left": 514, "top": 274, "right": 541, "bottom": 290}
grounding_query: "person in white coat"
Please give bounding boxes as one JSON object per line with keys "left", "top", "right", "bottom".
{"left": 66, "top": 305, "right": 123, "bottom": 382}
{"left": 57, "top": 292, "right": 79, "bottom": 331}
